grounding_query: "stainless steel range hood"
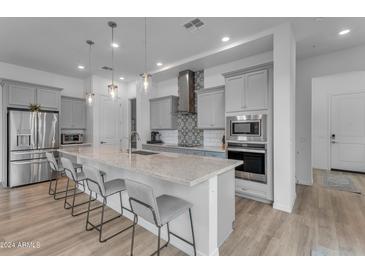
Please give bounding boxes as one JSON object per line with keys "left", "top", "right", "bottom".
{"left": 177, "top": 70, "right": 195, "bottom": 113}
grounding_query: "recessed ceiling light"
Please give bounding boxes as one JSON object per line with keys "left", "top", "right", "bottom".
{"left": 222, "top": 36, "right": 230, "bottom": 42}
{"left": 111, "top": 42, "right": 119, "bottom": 48}
{"left": 78, "top": 65, "right": 85, "bottom": 70}
{"left": 119, "top": 76, "right": 125, "bottom": 80}
{"left": 338, "top": 29, "right": 351, "bottom": 36}
{"left": 156, "top": 62, "right": 163, "bottom": 67}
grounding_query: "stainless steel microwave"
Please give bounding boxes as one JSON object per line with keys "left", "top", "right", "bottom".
{"left": 226, "top": 114, "right": 267, "bottom": 142}
{"left": 61, "top": 133, "right": 84, "bottom": 145}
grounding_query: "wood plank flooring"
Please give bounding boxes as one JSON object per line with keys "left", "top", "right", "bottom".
{"left": 1, "top": 168, "right": 365, "bottom": 256}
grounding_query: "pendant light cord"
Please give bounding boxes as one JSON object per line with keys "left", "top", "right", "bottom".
{"left": 144, "top": 17, "right": 147, "bottom": 74}
{"left": 111, "top": 25, "right": 114, "bottom": 86}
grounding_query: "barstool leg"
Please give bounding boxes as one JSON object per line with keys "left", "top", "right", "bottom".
{"left": 119, "top": 192, "right": 123, "bottom": 216}
{"left": 157, "top": 226, "right": 161, "bottom": 256}
{"left": 189, "top": 208, "right": 197, "bottom": 256}
{"left": 130, "top": 214, "right": 137, "bottom": 256}
{"left": 166, "top": 223, "right": 171, "bottom": 246}
{"left": 64, "top": 178, "right": 70, "bottom": 209}
{"left": 85, "top": 191, "right": 93, "bottom": 231}
{"left": 99, "top": 197, "right": 106, "bottom": 243}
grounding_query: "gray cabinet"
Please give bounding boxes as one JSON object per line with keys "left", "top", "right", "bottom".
{"left": 61, "top": 97, "right": 86, "bottom": 129}
{"left": 224, "top": 66, "right": 271, "bottom": 113}
{"left": 8, "top": 84, "right": 36, "bottom": 107}
{"left": 37, "top": 88, "right": 60, "bottom": 110}
{"left": 197, "top": 86, "right": 225, "bottom": 129}
{"left": 150, "top": 96, "right": 178, "bottom": 130}
{"left": 4, "top": 81, "right": 61, "bottom": 110}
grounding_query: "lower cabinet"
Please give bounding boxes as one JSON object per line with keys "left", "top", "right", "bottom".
{"left": 142, "top": 144, "right": 225, "bottom": 158}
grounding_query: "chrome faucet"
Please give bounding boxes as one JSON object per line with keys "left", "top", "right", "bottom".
{"left": 129, "top": 131, "right": 141, "bottom": 156}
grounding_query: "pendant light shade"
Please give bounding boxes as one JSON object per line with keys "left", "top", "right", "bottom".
{"left": 85, "top": 40, "right": 95, "bottom": 106}
{"left": 142, "top": 17, "right": 151, "bottom": 92}
{"left": 108, "top": 21, "right": 118, "bottom": 99}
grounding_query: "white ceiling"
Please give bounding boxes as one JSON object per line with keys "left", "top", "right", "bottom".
{"left": 1, "top": 17, "right": 365, "bottom": 82}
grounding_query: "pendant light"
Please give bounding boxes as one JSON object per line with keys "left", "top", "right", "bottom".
{"left": 142, "top": 17, "right": 151, "bottom": 92}
{"left": 107, "top": 21, "right": 118, "bottom": 99}
{"left": 85, "top": 40, "right": 95, "bottom": 106}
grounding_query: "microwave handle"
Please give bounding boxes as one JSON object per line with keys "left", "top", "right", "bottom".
{"left": 227, "top": 147, "right": 266, "bottom": 154}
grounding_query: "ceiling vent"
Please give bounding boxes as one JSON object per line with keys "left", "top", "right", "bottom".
{"left": 101, "top": 66, "right": 113, "bottom": 71}
{"left": 183, "top": 18, "right": 205, "bottom": 32}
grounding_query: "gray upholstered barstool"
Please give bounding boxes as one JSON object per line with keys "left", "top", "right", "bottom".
{"left": 126, "top": 180, "right": 196, "bottom": 256}
{"left": 61, "top": 157, "right": 101, "bottom": 217}
{"left": 83, "top": 165, "right": 134, "bottom": 242}
{"left": 45, "top": 152, "right": 82, "bottom": 200}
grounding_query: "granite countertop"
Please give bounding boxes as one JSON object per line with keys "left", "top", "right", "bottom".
{"left": 143, "top": 143, "right": 225, "bottom": 153}
{"left": 59, "top": 145, "right": 241, "bottom": 187}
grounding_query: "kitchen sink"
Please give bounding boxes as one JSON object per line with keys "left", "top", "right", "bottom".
{"left": 131, "top": 150, "right": 159, "bottom": 155}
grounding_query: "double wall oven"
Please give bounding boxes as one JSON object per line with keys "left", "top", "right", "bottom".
{"left": 226, "top": 114, "right": 268, "bottom": 184}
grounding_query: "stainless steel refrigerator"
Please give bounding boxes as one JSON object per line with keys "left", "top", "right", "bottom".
{"left": 8, "top": 109, "right": 59, "bottom": 187}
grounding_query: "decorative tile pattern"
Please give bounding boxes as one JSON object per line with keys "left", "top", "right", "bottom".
{"left": 177, "top": 70, "right": 204, "bottom": 146}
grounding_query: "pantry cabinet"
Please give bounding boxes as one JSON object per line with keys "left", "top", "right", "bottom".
{"left": 150, "top": 96, "right": 178, "bottom": 130}
{"left": 196, "top": 86, "right": 225, "bottom": 129}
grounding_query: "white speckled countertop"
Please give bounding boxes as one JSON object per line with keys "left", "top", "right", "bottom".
{"left": 59, "top": 145, "right": 241, "bottom": 187}
{"left": 143, "top": 143, "right": 225, "bottom": 153}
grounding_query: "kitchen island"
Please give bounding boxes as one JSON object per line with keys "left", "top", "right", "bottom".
{"left": 59, "top": 145, "right": 242, "bottom": 256}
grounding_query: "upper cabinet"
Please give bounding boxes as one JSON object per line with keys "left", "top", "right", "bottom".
{"left": 2, "top": 81, "right": 61, "bottom": 110}
{"left": 150, "top": 96, "right": 178, "bottom": 130}
{"left": 61, "top": 97, "right": 86, "bottom": 129}
{"left": 223, "top": 65, "right": 271, "bottom": 113}
{"left": 37, "top": 88, "right": 60, "bottom": 110}
{"left": 196, "top": 86, "right": 225, "bottom": 129}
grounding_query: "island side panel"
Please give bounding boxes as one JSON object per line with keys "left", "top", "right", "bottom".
{"left": 77, "top": 156, "right": 220, "bottom": 256}
{"left": 217, "top": 169, "right": 235, "bottom": 247}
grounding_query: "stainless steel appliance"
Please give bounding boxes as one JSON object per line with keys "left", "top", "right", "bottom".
{"left": 61, "top": 133, "right": 84, "bottom": 145}
{"left": 8, "top": 109, "right": 59, "bottom": 187}
{"left": 177, "top": 70, "right": 195, "bottom": 113}
{"left": 147, "top": 131, "right": 162, "bottom": 144}
{"left": 227, "top": 142, "right": 267, "bottom": 183}
{"left": 226, "top": 114, "right": 267, "bottom": 143}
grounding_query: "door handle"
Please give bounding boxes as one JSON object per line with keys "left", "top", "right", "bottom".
{"left": 100, "top": 141, "right": 107, "bottom": 144}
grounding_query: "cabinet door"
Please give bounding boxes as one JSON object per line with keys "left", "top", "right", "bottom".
{"left": 197, "top": 92, "right": 213, "bottom": 128}
{"left": 225, "top": 76, "right": 244, "bottom": 113}
{"left": 244, "top": 69, "right": 268, "bottom": 110}
{"left": 150, "top": 100, "right": 160, "bottom": 129}
{"left": 211, "top": 91, "right": 225, "bottom": 129}
{"left": 71, "top": 101, "right": 86, "bottom": 129}
{"left": 159, "top": 98, "right": 173, "bottom": 129}
{"left": 37, "top": 88, "right": 60, "bottom": 110}
{"left": 8, "top": 84, "right": 36, "bottom": 107}
{"left": 60, "top": 99, "right": 73, "bottom": 129}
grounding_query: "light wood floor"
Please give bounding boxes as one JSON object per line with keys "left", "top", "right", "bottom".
{"left": 1, "top": 169, "right": 365, "bottom": 256}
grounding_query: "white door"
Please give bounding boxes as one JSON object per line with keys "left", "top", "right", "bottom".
{"left": 99, "top": 95, "right": 121, "bottom": 145}
{"left": 331, "top": 93, "right": 365, "bottom": 172}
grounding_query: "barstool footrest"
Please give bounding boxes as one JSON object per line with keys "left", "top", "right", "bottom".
{"left": 64, "top": 195, "right": 96, "bottom": 209}
{"left": 169, "top": 231, "right": 195, "bottom": 247}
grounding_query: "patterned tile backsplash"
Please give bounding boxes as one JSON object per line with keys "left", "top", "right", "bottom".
{"left": 176, "top": 70, "right": 204, "bottom": 146}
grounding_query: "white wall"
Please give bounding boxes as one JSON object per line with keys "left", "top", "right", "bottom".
{"left": 204, "top": 51, "right": 273, "bottom": 88}
{"left": 296, "top": 44, "right": 365, "bottom": 185}
{"left": 0, "top": 61, "right": 84, "bottom": 98}
{"left": 312, "top": 71, "right": 365, "bottom": 170}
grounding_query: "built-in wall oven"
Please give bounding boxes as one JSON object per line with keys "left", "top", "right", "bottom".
{"left": 227, "top": 142, "right": 267, "bottom": 183}
{"left": 226, "top": 114, "right": 267, "bottom": 143}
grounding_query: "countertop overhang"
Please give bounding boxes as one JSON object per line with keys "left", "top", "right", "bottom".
{"left": 58, "top": 145, "right": 242, "bottom": 187}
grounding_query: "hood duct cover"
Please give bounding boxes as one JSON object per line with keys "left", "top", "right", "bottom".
{"left": 177, "top": 70, "right": 195, "bottom": 112}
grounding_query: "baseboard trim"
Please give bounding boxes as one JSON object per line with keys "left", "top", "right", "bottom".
{"left": 273, "top": 193, "right": 297, "bottom": 213}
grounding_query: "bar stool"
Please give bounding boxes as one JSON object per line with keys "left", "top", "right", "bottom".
{"left": 125, "top": 180, "right": 197, "bottom": 256}
{"left": 45, "top": 152, "right": 82, "bottom": 200}
{"left": 83, "top": 165, "right": 134, "bottom": 243}
{"left": 61, "top": 157, "right": 102, "bottom": 217}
